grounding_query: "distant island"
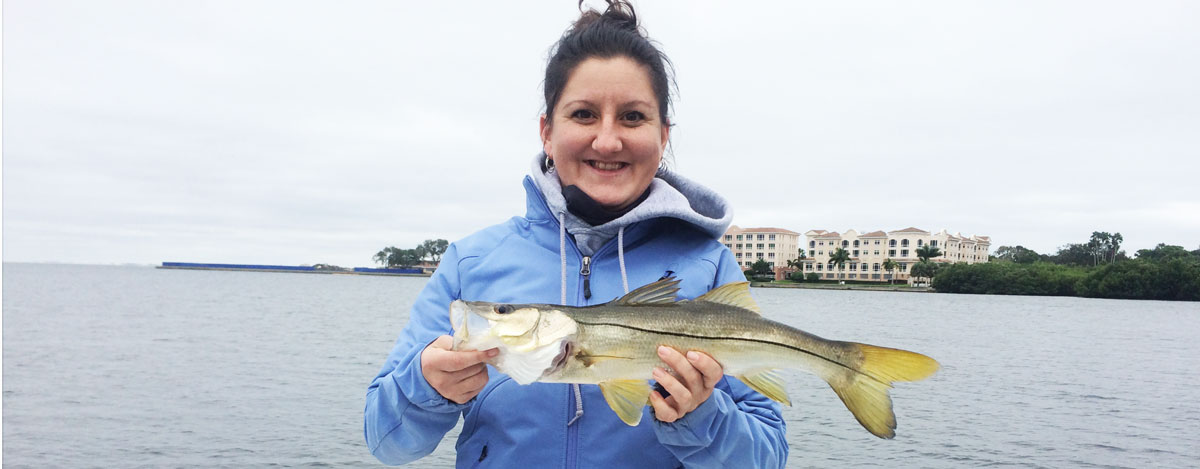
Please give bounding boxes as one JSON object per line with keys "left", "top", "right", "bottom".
{"left": 157, "top": 262, "right": 429, "bottom": 277}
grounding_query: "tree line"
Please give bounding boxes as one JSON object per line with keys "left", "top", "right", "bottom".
{"left": 934, "top": 232, "right": 1199, "bottom": 301}
{"left": 373, "top": 239, "right": 449, "bottom": 268}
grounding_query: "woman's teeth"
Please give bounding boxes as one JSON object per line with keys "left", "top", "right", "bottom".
{"left": 588, "top": 161, "right": 625, "bottom": 170}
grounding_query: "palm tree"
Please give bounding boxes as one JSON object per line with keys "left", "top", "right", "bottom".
{"left": 828, "top": 248, "right": 850, "bottom": 280}
{"left": 915, "top": 245, "right": 942, "bottom": 262}
{"left": 882, "top": 258, "right": 898, "bottom": 285}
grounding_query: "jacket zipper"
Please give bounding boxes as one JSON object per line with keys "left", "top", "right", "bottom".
{"left": 580, "top": 256, "right": 592, "bottom": 300}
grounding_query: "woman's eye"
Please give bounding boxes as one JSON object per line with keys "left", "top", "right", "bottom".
{"left": 621, "top": 111, "right": 646, "bottom": 122}
{"left": 570, "top": 109, "right": 595, "bottom": 120}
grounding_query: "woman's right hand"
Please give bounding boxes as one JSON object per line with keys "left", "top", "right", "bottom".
{"left": 421, "top": 335, "right": 498, "bottom": 404}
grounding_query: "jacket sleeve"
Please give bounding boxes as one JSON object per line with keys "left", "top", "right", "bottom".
{"left": 364, "top": 244, "right": 472, "bottom": 465}
{"left": 652, "top": 248, "right": 789, "bottom": 468}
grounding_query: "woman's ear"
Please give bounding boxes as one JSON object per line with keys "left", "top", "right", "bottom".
{"left": 539, "top": 114, "right": 552, "bottom": 156}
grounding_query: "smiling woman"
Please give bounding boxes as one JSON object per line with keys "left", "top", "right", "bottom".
{"left": 364, "top": 1, "right": 788, "bottom": 467}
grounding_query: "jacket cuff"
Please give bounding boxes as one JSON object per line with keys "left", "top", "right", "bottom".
{"left": 652, "top": 388, "right": 731, "bottom": 447}
{"left": 394, "top": 340, "right": 471, "bottom": 413}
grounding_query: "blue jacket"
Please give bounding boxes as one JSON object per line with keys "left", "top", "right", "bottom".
{"left": 364, "top": 175, "right": 788, "bottom": 468}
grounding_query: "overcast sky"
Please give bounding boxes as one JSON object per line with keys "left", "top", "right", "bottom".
{"left": 4, "top": 0, "right": 1198, "bottom": 267}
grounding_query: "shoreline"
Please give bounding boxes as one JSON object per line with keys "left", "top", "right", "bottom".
{"left": 156, "top": 263, "right": 432, "bottom": 277}
{"left": 751, "top": 282, "right": 933, "bottom": 293}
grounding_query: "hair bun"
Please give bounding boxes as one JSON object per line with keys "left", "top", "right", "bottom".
{"left": 578, "top": 0, "right": 639, "bottom": 33}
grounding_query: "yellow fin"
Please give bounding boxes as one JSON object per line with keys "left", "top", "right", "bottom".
{"left": 616, "top": 277, "right": 681, "bottom": 306}
{"left": 695, "top": 281, "right": 761, "bottom": 314}
{"left": 829, "top": 373, "right": 898, "bottom": 439}
{"left": 598, "top": 379, "right": 650, "bottom": 426}
{"left": 856, "top": 344, "right": 940, "bottom": 384}
{"left": 831, "top": 343, "right": 940, "bottom": 439}
{"left": 738, "top": 369, "right": 791, "bottom": 406}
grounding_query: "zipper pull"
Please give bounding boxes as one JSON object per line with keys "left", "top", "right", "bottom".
{"left": 580, "top": 256, "right": 592, "bottom": 300}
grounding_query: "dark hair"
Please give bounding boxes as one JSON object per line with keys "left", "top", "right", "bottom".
{"left": 543, "top": 0, "right": 675, "bottom": 126}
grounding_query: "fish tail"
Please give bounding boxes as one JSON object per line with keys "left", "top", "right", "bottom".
{"left": 829, "top": 344, "right": 939, "bottom": 439}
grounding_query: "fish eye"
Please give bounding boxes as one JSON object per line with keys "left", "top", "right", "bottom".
{"left": 496, "top": 305, "right": 511, "bottom": 314}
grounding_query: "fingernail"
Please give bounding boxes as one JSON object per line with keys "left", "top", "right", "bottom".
{"left": 686, "top": 351, "right": 699, "bottom": 361}
{"left": 487, "top": 349, "right": 499, "bottom": 357}
{"left": 657, "top": 346, "right": 670, "bottom": 356}
{"left": 652, "top": 367, "right": 663, "bottom": 378}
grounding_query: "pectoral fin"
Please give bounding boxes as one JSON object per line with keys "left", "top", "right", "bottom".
{"left": 598, "top": 379, "right": 651, "bottom": 426}
{"left": 739, "top": 369, "right": 791, "bottom": 406}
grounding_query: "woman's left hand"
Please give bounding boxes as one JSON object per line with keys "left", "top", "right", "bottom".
{"left": 649, "top": 346, "right": 724, "bottom": 423}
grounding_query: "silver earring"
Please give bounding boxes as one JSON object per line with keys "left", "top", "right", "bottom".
{"left": 545, "top": 155, "right": 555, "bottom": 170}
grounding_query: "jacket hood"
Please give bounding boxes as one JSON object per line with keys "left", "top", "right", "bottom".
{"left": 529, "top": 154, "right": 734, "bottom": 256}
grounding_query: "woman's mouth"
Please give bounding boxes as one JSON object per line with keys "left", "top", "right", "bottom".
{"left": 587, "top": 160, "right": 628, "bottom": 171}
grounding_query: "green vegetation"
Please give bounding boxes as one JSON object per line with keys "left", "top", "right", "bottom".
{"left": 933, "top": 235, "right": 1199, "bottom": 301}
{"left": 373, "top": 239, "right": 449, "bottom": 268}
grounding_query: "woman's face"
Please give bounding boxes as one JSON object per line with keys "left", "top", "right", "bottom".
{"left": 540, "top": 56, "right": 669, "bottom": 210}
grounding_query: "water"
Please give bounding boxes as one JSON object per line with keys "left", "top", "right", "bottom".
{"left": 3, "top": 263, "right": 1198, "bottom": 468}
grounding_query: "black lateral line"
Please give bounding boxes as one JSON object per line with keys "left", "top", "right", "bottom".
{"left": 574, "top": 320, "right": 877, "bottom": 382}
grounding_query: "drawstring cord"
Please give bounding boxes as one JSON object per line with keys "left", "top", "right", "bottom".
{"left": 562, "top": 216, "right": 632, "bottom": 427}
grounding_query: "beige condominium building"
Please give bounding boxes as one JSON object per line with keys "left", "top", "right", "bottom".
{"left": 721, "top": 226, "right": 802, "bottom": 274}
{"left": 801, "top": 227, "right": 991, "bottom": 283}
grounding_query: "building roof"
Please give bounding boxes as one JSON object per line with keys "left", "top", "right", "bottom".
{"left": 889, "top": 227, "right": 930, "bottom": 234}
{"left": 738, "top": 227, "right": 800, "bottom": 235}
{"left": 815, "top": 231, "right": 841, "bottom": 238}
{"left": 858, "top": 230, "right": 887, "bottom": 238}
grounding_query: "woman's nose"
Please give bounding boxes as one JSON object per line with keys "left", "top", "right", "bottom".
{"left": 591, "top": 119, "right": 623, "bottom": 153}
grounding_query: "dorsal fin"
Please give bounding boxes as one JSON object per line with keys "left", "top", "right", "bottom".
{"left": 695, "top": 281, "right": 761, "bottom": 314}
{"left": 615, "top": 277, "right": 681, "bottom": 306}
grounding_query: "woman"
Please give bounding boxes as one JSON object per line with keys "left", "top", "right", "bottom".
{"left": 365, "top": 2, "right": 788, "bottom": 467}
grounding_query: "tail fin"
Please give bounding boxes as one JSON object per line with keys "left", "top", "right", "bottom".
{"left": 830, "top": 344, "right": 939, "bottom": 439}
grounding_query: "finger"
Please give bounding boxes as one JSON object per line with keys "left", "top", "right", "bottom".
{"left": 658, "top": 346, "right": 703, "bottom": 392}
{"left": 440, "top": 348, "right": 498, "bottom": 373}
{"left": 446, "top": 362, "right": 487, "bottom": 382}
{"left": 653, "top": 367, "right": 693, "bottom": 408}
{"left": 457, "top": 365, "right": 490, "bottom": 391}
{"left": 649, "top": 390, "right": 679, "bottom": 423}
{"left": 428, "top": 335, "right": 453, "bottom": 351}
{"left": 686, "top": 351, "right": 724, "bottom": 389}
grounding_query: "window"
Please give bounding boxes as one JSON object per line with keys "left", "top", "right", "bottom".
{"left": 931, "top": 240, "right": 938, "bottom": 247}
{"left": 769, "top": 234, "right": 776, "bottom": 240}
{"left": 768, "top": 243, "right": 775, "bottom": 249}
{"left": 889, "top": 240, "right": 897, "bottom": 247}
{"left": 854, "top": 240, "right": 860, "bottom": 247}
{"left": 736, "top": 243, "right": 742, "bottom": 249}
{"left": 736, "top": 252, "right": 742, "bottom": 258}
{"left": 736, "top": 235, "right": 743, "bottom": 240}
{"left": 917, "top": 239, "right": 924, "bottom": 247}
{"left": 873, "top": 263, "right": 880, "bottom": 271}
{"left": 818, "top": 250, "right": 823, "bottom": 255}
{"left": 849, "top": 263, "right": 857, "bottom": 271}
{"left": 875, "top": 240, "right": 880, "bottom": 245}
{"left": 757, "top": 243, "right": 765, "bottom": 249}
{"left": 842, "top": 241, "right": 849, "bottom": 247}
{"left": 724, "top": 243, "right": 731, "bottom": 249}
{"left": 849, "top": 274, "right": 856, "bottom": 279}
{"left": 818, "top": 241, "right": 824, "bottom": 246}
{"left": 901, "top": 249, "right": 909, "bottom": 257}
{"left": 769, "top": 253, "right": 775, "bottom": 258}
{"left": 899, "top": 262, "right": 908, "bottom": 271}
{"left": 874, "top": 250, "right": 880, "bottom": 256}
{"left": 809, "top": 241, "right": 815, "bottom": 248}
{"left": 889, "top": 249, "right": 896, "bottom": 257}
{"left": 817, "top": 264, "right": 823, "bottom": 271}
{"left": 757, "top": 234, "right": 765, "bottom": 241}
{"left": 724, "top": 235, "right": 732, "bottom": 241}
{"left": 808, "top": 250, "right": 815, "bottom": 257}
{"left": 768, "top": 262, "right": 774, "bottom": 268}
{"left": 805, "top": 264, "right": 812, "bottom": 271}
{"left": 745, "top": 261, "right": 752, "bottom": 267}
{"left": 853, "top": 249, "right": 859, "bottom": 256}
{"left": 901, "top": 239, "right": 909, "bottom": 247}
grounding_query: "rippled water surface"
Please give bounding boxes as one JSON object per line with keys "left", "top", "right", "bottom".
{"left": 4, "top": 263, "right": 1198, "bottom": 467}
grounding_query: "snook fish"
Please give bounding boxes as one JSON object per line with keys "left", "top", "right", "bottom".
{"left": 450, "top": 277, "right": 938, "bottom": 438}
